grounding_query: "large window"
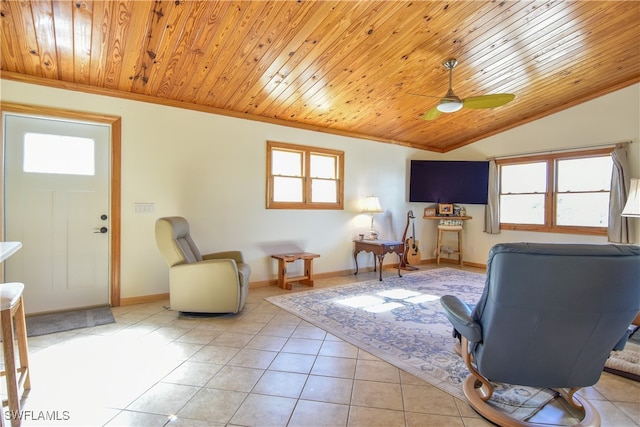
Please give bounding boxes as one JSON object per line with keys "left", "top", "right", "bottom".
{"left": 266, "top": 141, "right": 344, "bottom": 209}
{"left": 498, "top": 148, "right": 613, "bottom": 235}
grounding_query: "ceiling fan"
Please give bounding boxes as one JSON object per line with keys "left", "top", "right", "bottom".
{"left": 415, "top": 59, "right": 515, "bottom": 121}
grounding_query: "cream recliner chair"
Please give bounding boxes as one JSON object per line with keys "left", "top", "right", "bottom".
{"left": 155, "top": 216, "right": 250, "bottom": 315}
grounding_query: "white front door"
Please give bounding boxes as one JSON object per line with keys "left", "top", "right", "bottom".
{"left": 3, "top": 114, "right": 111, "bottom": 314}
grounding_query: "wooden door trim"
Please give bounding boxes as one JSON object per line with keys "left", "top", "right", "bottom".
{"left": 1, "top": 102, "right": 122, "bottom": 307}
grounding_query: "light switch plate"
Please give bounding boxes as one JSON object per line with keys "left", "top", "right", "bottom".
{"left": 134, "top": 203, "right": 155, "bottom": 214}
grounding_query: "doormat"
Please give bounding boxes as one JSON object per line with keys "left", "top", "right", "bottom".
{"left": 26, "top": 306, "right": 115, "bottom": 337}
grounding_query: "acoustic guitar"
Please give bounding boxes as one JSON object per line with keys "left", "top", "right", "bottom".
{"left": 403, "top": 211, "right": 421, "bottom": 266}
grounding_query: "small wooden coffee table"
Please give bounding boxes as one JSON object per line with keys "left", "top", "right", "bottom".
{"left": 271, "top": 252, "right": 320, "bottom": 290}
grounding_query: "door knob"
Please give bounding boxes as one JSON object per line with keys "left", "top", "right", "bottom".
{"left": 94, "top": 227, "right": 108, "bottom": 234}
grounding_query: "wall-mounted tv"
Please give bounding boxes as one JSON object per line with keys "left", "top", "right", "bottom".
{"left": 409, "top": 160, "right": 489, "bottom": 204}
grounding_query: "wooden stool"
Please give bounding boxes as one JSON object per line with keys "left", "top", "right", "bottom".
{"left": 436, "top": 225, "right": 463, "bottom": 266}
{"left": 271, "top": 253, "right": 320, "bottom": 290}
{"left": 1, "top": 283, "right": 31, "bottom": 427}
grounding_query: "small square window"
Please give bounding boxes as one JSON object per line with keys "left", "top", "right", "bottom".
{"left": 24, "top": 133, "right": 95, "bottom": 176}
{"left": 267, "top": 141, "right": 344, "bottom": 209}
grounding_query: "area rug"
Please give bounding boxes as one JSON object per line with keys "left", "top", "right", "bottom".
{"left": 267, "top": 268, "right": 556, "bottom": 421}
{"left": 26, "top": 305, "right": 115, "bottom": 337}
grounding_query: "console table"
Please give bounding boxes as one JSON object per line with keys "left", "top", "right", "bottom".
{"left": 271, "top": 252, "right": 320, "bottom": 290}
{"left": 353, "top": 240, "right": 404, "bottom": 281}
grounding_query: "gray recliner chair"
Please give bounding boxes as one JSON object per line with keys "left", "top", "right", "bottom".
{"left": 155, "top": 216, "right": 250, "bottom": 315}
{"left": 441, "top": 242, "right": 640, "bottom": 427}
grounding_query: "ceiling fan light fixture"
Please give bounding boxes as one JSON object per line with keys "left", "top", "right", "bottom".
{"left": 436, "top": 86, "right": 463, "bottom": 113}
{"left": 437, "top": 99, "right": 463, "bottom": 113}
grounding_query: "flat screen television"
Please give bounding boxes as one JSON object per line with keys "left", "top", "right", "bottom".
{"left": 409, "top": 160, "right": 489, "bottom": 204}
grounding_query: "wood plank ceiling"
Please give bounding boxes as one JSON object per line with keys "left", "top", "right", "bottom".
{"left": 1, "top": 1, "right": 639, "bottom": 152}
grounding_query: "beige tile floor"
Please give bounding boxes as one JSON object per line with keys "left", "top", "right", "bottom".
{"left": 4, "top": 265, "right": 640, "bottom": 426}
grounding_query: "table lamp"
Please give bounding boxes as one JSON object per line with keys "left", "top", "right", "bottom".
{"left": 622, "top": 178, "right": 640, "bottom": 217}
{"left": 362, "top": 195, "right": 383, "bottom": 239}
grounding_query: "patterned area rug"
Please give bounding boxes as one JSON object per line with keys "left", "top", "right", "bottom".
{"left": 26, "top": 306, "right": 115, "bottom": 337}
{"left": 267, "top": 268, "right": 556, "bottom": 421}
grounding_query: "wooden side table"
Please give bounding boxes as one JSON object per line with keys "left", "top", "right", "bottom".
{"left": 353, "top": 240, "right": 404, "bottom": 281}
{"left": 424, "top": 215, "right": 472, "bottom": 265}
{"left": 436, "top": 226, "right": 463, "bottom": 266}
{"left": 271, "top": 252, "right": 320, "bottom": 290}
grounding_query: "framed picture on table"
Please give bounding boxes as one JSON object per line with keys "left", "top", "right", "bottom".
{"left": 438, "top": 203, "right": 453, "bottom": 215}
{"left": 424, "top": 207, "right": 437, "bottom": 217}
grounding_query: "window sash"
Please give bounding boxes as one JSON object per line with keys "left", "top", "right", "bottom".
{"left": 272, "top": 149, "right": 303, "bottom": 177}
{"left": 310, "top": 153, "right": 336, "bottom": 179}
{"left": 272, "top": 176, "right": 304, "bottom": 203}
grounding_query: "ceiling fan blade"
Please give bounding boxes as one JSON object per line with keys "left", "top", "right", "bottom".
{"left": 422, "top": 106, "right": 441, "bottom": 121}
{"left": 463, "top": 93, "right": 515, "bottom": 109}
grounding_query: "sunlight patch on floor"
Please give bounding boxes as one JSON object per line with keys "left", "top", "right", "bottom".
{"left": 335, "top": 288, "right": 440, "bottom": 314}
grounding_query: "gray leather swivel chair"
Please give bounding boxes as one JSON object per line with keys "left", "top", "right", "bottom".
{"left": 441, "top": 243, "right": 640, "bottom": 427}
{"left": 155, "top": 217, "right": 250, "bottom": 315}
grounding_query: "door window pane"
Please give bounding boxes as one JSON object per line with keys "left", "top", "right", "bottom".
{"left": 23, "top": 133, "right": 95, "bottom": 175}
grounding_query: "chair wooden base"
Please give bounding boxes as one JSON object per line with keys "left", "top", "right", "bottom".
{"left": 459, "top": 337, "right": 600, "bottom": 427}
{"left": 462, "top": 375, "right": 600, "bottom": 427}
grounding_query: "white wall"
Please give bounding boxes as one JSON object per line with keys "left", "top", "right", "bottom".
{"left": 2, "top": 79, "right": 638, "bottom": 300}
{"left": 1, "top": 79, "right": 432, "bottom": 299}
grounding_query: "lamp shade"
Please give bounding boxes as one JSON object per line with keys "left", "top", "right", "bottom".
{"left": 362, "top": 196, "right": 383, "bottom": 214}
{"left": 622, "top": 178, "right": 640, "bottom": 217}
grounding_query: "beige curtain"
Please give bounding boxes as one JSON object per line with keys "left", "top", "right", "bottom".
{"left": 608, "top": 145, "right": 631, "bottom": 243}
{"left": 484, "top": 160, "right": 500, "bottom": 234}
